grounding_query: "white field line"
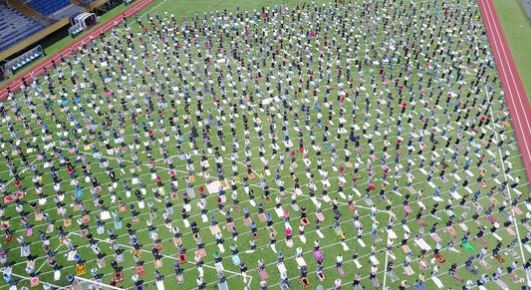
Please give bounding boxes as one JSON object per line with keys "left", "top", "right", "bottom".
{"left": 486, "top": 86, "right": 529, "bottom": 283}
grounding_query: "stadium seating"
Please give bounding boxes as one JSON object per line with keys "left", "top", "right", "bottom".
{"left": 0, "top": 4, "right": 44, "bottom": 52}
{"left": 26, "top": 0, "right": 71, "bottom": 15}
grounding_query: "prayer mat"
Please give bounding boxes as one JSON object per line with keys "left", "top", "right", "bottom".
{"left": 419, "top": 260, "right": 430, "bottom": 270}
{"left": 76, "top": 263, "right": 86, "bottom": 276}
{"left": 300, "top": 277, "right": 311, "bottom": 288}
{"left": 462, "top": 241, "right": 474, "bottom": 252}
{"left": 218, "top": 281, "right": 229, "bottom": 290}
{"left": 479, "top": 259, "right": 491, "bottom": 269}
{"left": 337, "top": 266, "right": 345, "bottom": 276}
{"left": 196, "top": 248, "right": 206, "bottom": 260}
{"left": 274, "top": 207, "right": 284, "bottom": 218}
{"left": 430, "top": 233, "right": 442, "bottom": 243}
{"left": 494, "top": 255, "right": 505, "bottom": 263}
{"left": 136, "top": 265, "right": 145, "bottom": 276}
{"left": 432, "top": 277, "right": 444, "bottom": 288}
{"left": 414, "top": 282, "right": 429, "bottom": 290}
{"left": 371, "top": 278, "right": 380, "bottom": 288}
{"left": 231, "top": 254, "right": 240, "bottom": 265}
{"left": 259, "top": 269, "right": 269, "bottom": 281}
{"left": 434, "top": 253, "right": 446, "bottom": 263}
{"left": 493, "top": 279, "right": 509, "bottom": 290}
{"left": 206, "top": 180, "right": 228, "bottom": 194}
{"left": 403, "top": 266, "right": 415, "bottom": 276}
{"left": 447, "top": 226, "right": 457, "bottom": 237}
{"left": 277, "top": 262, "right": 287, "bottom": 275}
{"left": 313, "top": 250, "right": 324, "bottom": 263}
{"left": 478, "top": 237, "right": 488, "bottom": 248}
{"left": 296, "top": 257, "right": 306, "bottom": 267}
{"left": 415, "top": 238, "right": 431, "bottom": 251}
{"left": 225, "top": 222, "right": 234, "bottom": 231}
{"left": 369, "top": 255, "right": 380, "bottom": 265}
{"left": 210, "top": 224, "right": 221, "bottom": 235}
{"left": 315, "top": 212, "right": 325, "bottom": 222}
{"left": 179, "top": 252, "right": 187, "bottom": 264}
{"left": 30, "top": 277, "right": 40, "bottom": 287}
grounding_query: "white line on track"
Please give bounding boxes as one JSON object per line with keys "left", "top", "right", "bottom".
{"left": 481, "top": 0, "right": 531, "bottom": 166}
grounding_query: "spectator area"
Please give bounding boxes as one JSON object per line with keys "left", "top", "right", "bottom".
{"left": 522, "top": 0, "right": 531, "bottom": 19}
{"left": 0, "top": 4, "right": 44, "bottom": 52}
{"left": 26, "top": 0, "right": 71, "bottom": 15}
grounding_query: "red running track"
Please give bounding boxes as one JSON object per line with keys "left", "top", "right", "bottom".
{"left": 0, "top": 0, "right": 154, "bottom": 100}
{"left": 478, "top": 0, "right": 531, "bottom": 185}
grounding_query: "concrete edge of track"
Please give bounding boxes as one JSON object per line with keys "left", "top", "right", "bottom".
{"left": 477, "top": 0, "right": 531, "bottom": 185}
{"left": 0, "top": 0, "right": 155, "bottom": 100}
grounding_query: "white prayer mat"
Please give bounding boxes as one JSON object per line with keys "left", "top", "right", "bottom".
{"left": 277, "top": 263, "right": 287, "bottom": 274}
{"left": 261, "top": 98, "right": 273, "bottom": 105}
{"left": 493, "top": 279, "right": 509, "bottom": 290}
{"left": 415, "top": 238, "right": 431, "bottom": 251}
{"left": 387, "top": 229, "right": 397, "bottom": 240}
{"left": 274, "top": 206, "right": 284, "bottom": 218}
{"left": 206, "top": 180, "right": 228, "bottom": 194}
{"left": 369, "top": 255, "right": 379, "bottom": 265}
{"left": 186, "top": 188, "right": 196, "bottom": 198}
{"left": 459, "top": 223, "right": 469, "bottom": 232}
{"left": 450, "top": 191, "right": 462, "bottom": 200}
{"left": 432, "top": 277, "right": 444, "bottom": 289}
{"left": 100, "top": 211, "right": 111, "bottom": 220}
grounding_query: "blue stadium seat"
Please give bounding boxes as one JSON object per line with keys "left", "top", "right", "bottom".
{"left": 0, "top": 4, "right": 44, "bottom": 52}
{"left": 27, "top": 0, "right": 71, "bottom": 15}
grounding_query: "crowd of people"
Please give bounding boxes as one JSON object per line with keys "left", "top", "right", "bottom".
{"left": 0, "top": 0, "right": 529, "bottom": 289}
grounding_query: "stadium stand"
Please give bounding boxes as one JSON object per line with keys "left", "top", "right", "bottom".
{"left": 0, "top": 3, "right": 44, "bottom": 52}
{"left": 26, "top": 0, "right": 71, "bottom": 15}
{"left": 522, "top": 0, "right": 531, "bottom": 19}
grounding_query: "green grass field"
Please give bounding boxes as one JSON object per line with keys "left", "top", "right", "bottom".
{"left": 3, "top": 0, "right": 531, "bottom": 103}
{"left": 0, "top": 0, "right": 529, "bottom": 290}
